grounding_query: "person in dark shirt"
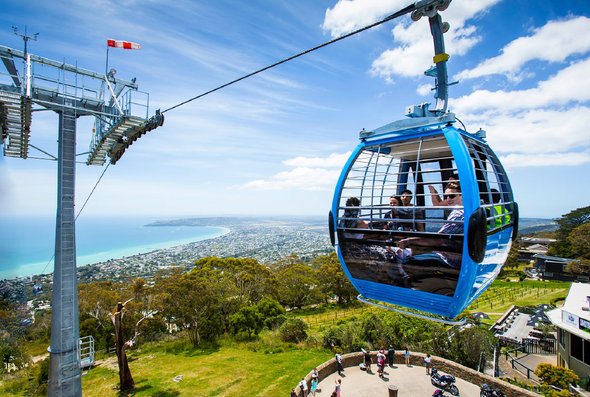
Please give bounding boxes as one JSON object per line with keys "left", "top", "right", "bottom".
{"left": 398, "top": 189, "right": 425, "bottom": 231}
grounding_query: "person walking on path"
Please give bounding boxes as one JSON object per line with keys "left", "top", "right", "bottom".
{"left": 336, "top": 352, "right": 344, "bottom": 376}
{"left": 404, "top": 347, "right": 411, "bottom": 366}
{"left": 310, "top": 368, "right": 319, "bottom": 383}
{"left": 299, "top": 378, "right": 308, "bottom": 397}
{"left": 310, "top": 377, "right": 318, "bottom": 397}
{"left": 425, "top": 353, "right": 432, "bottom": 374}
{"left": 377, "top": 351, "right": 386, "bottom": 378}
{"left": 334, "top": 379, "right": 342, "bottom": 397}
{"left": 290, "top": 389, "right": 297, "bottom": 397}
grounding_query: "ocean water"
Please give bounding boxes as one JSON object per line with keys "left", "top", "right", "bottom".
{"left": 0, "top": 216, "right": 228, "bottom": 279}
{"left": 0, "top": 215, "right": 554, "bottom": 280}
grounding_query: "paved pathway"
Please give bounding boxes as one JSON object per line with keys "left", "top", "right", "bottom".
{"left": 317, "top": 363, "right": 482, "bottom": 397}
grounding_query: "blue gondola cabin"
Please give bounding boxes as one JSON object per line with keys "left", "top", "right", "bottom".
{"left": 329, "top": 114, "right": 518, "bottom": 320}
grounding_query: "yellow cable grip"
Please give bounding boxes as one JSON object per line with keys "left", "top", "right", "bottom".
{"left": 433, "top": 53, "right": 450, "bottom": 63}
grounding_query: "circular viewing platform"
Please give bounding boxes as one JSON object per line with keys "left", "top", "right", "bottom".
{"left": 295, "top": 351, "right": 539, "bottom": 397}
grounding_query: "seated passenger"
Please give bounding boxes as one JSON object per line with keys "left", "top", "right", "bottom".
{"left": 384, "top": 195, "right": 402, "bottom": 230}
{"left": 394, "top": 182, "right": 464, "bottom": 269}
{"left": 428, "top": 174, "right": 458, "bottom": 206}
{"left": 490, "top": 188, "right": 511, "bottom": 228}
{"left": 370, "top": 195, "right": 403, "bottom": 230}
{"left": 340, "top": 197, "right": 368, "bottom": 239}
{"left": 398, "top": 189, "right": 425, "bottom": 232}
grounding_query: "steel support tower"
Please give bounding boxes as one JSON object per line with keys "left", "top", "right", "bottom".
{"left": 0, "top": 43, "right": 162, "bottom": 395}
{"left": 48, "top": 106, "right": 80, "bottom": 395}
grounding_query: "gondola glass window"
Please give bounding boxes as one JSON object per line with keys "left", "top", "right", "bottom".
{"left": 462, "top": 136, "right": 514, "bottom": 232}
{"left": 337, "top": 133, "right": 465, "bottom": 297}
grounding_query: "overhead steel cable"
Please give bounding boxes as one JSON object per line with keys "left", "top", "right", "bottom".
{"left": 35, "top": 0, "right": 422, "bottom": 275}
{"left": 162, "top": 2, "right": 416, "bottom": 114}
{"left": 75, "top": 162, "right": 111, "bottom": 221}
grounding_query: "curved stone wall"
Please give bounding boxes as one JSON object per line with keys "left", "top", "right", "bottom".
{"left": 294, "top": 351, "right": 539, "bottom": 397}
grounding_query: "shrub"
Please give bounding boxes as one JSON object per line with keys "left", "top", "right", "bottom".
{"left": 278, "top": 318, "right": 308, "bottom": 343}
{"left": 36, "top": 357, "right": 49, "bottom": 390}
{"left": 322, "top": 323, "right": 365, "bottom": 352}
{"left": 138, "top": 318, "right": 168, "bottom": 343}
{"left": 535, "top": 363, "right": 579, "bottom": 390}
{"left": 265, "top": 314, "right": 286, "bottom": 330}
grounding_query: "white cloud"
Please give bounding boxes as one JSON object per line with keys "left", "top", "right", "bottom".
{"left": 244, "top": 167, "right": 341, "bottom": 191}
{"left": 322, "top": 0, "right": 405, "bottom": 38}
{"left": 456, "top": 16, "right": 590, "bottom": 81}
{"left": 368, "top": 0, "right": 498, "bottom": 82}
{"left": 283, "top": 152, "right": 351, "bottom": 168}
{"left": 451, "top": 57, "right": 590, "bottom": 167}
{"left": 501, "top": 151, "right": 590, "bottom": 168}
{"left": 476, "top": 107, "right": 590, "bottom": 156}
{"left": 243, "top": 152, "right": 351, "bottom": 191}
{"left": 453, "top": 57, "right": 590, "bottom": 113}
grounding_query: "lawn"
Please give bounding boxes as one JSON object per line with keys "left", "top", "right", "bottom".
{"left": 80, "top": 337, "right": 332, "bottom": 397}
{"left": 466, "top": 280, "right": 569, "bottom": 323}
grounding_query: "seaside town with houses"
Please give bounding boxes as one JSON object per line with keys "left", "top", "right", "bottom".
{"left": 1, "top": 218, "right": 333, "bottom": 304}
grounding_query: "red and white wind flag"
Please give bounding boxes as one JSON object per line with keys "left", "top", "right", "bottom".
{"left": 107, "top": 39, "right": 141, "bottom": 50}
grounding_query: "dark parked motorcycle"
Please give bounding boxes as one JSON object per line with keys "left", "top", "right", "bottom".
{"left": 430, "top": 368, "right": 459, "bottom": 396}
{"left": 480, "top": 383, "right": 506, "bottom": 397}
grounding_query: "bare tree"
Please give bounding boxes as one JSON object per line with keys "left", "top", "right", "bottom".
{"left": 111, "top": 299, "right": 157, "bottom": 392}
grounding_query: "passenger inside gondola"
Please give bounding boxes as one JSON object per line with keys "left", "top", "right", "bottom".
{"left": 427, "top": 173, "right": 458, "bottom": 206}
{"left": 384, "top": 195, "right": 402, "bottom": 230}
{"left": 396, "top": 182, "right": 463, "bottom": 264}
{"left": 370, "top": 195, "right": 402, "bottom": 230}
{"left": 381, "top": 182, "right": 464, "bottom": 295}
{"left": 398, "top": 189, "right": 425, "bottom": 231}
{"left": 339, "top": 183, "right": 464, "bottom": 296}
{"left": 490, "top": 188, "right": 511, "bottom": 228}
{"left": 339, "top": 197, "right": 368, "bottom": 239}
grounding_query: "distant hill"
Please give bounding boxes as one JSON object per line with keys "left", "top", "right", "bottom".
{"left": 518, "top": 218, "right": 558, "bottom": 235}
{"left": 146, "top": 215, "right": 327, "bottom": 228}
{"left": 148, "top": 216, "right": 556, "bottom": 231}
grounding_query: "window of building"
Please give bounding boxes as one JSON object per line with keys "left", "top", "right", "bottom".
{"left": 571, "top": 333, "right": 583, "bottom": 362}
{"left": 584, "top": 339, "right": 590, "bottom": 365}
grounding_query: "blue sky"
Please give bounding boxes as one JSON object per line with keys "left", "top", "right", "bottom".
{"left": 1, "top": 0, "right": 589, "bottom": 220}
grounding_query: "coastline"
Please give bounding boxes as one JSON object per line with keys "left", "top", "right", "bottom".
{"left": 1, "top": 226, "right": 231, "bottom": 280}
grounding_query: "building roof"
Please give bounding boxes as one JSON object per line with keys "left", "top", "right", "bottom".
{"left": 520, "top": 237, "right": 556, "bottom": 244}
{"left": 520, "top": 244, "right": 548, "bottom": 254}
{"left": 547, "top": 283, "right": 590, "bottom": 341}
{"left": 532, "top": 254, "right": 574, "bottom": 262}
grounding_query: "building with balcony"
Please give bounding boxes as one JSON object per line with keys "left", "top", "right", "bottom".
{"left": 546, "top": 283, "right": 590, "bottom": 380}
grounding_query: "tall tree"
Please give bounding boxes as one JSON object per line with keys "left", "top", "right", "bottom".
{"left": 160, "top": 267, "right": 229, "bottom": 345}
{"left": 78, "top": 281, "right": 120, "bottom": 351}
{"left": 230, "top": 306, "right": 263, "bottom": 338}
{"left": 548, "top": 206, "right": 590, "bottom": 257}
{"left": 565, "top": 259, "right": 590, "bottom": 276}
{"left": 194, "top": 257, "right": 277, "bottom": 305}
{"left": 313, "top": 253, "right": 357, "bottom": 304}
{"left": 275, "top": 263, "right": 321, "bottom": 309}
{"left": 449, "top": 327, "right": 496, "bottom": 370}
{"left": 567, "top": 221, "right": 590, "bottom": 259}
